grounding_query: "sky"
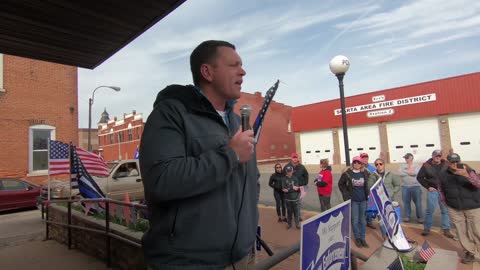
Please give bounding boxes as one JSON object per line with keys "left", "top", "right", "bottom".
{"left": 78, "top": 0, "right": 480, "bottom": 128}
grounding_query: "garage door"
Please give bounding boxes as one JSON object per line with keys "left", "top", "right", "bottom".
{"left": 299, "top": 130, "right": 334, "bottom": 165}
{"left": 448, "top": 113, "right": 480, "bottom": 162}
{"left": 387, "top": 118, "right": 440, "bottom": 163}
{"left": 338, "top": 124, "right": 380, "bottom": 164}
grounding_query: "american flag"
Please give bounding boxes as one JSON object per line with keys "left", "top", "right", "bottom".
{"left": 49, "top": 140, "right": 70, "bottom": 175}
{"left": 76, "top": 147, "right": 109, "bottom": 177}
{"left": 387, "top": 256, "right": 404, "bottom": 270}
{"left": 71, "top": 145, "right": 105, "bottom": 199}
{"left": 419, "top": 240, "right": 436, "bottom": 262}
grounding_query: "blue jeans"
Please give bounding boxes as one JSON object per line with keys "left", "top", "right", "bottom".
{"left": 424, "top": 190, "right": 450, "bottom": 230}
{"left": 351, "top": 200, "right": 367, "bottom": 240}
{"left": 402, "top": 186, "right": 423, "bottom": 219}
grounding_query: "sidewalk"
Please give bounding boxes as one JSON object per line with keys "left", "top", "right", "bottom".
{"left": 255, "top": 205, "right": 478, "bottom": 270}
{"left": 1, "top": 207, "right": 478, "bottom": 270}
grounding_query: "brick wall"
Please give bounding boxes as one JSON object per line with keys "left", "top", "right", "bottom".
{"left": 0, "top": 55, "right": 78, "bottom": 184}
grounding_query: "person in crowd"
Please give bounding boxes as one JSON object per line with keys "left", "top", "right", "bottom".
{"left": 368, "top": 158, "right": 401, "bottom": 240}
{"left": 314, "top": 158, "right": 333, "bottom": 212}
{"left": 282, "top": 165, "right": 301, "bottom": 230}
{"left": 269, "top": 163, "right": 287, "bottom": 222}
{"left": 360, "top": 152, "right": 376, "bottom": 229}
{"left": 417, "top": 150, "right": 454, "bottom": 238}
{"left": 339, "top": 156, "right": 371, "bottom": 248}
{"left": 127, "top": 163, "right": 139, "bottom": 176}
{"left": 139, "top": 40, "right": 259, "bottom": 269}
{"left": 439, "top": 153, "right": 480, "bottom": 264}
{"left": 284, "top": 152, "right": 309, "bottom": 221}
{"left": 398, "top": 153, "right": 423, "bottom": 223}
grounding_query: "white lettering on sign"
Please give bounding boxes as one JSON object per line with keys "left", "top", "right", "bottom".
{"left": 334, "top": 93, "right": 436, "bottom": 116}
{"left": 372, "top": 95, "right": 385, "bottom": 102}
{"left": 367, "top": 108, "right": 394, "bottom": 118}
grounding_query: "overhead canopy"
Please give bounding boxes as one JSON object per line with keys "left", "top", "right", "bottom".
{"left": 0, "top": 0, "right": 185, "bottom": 69}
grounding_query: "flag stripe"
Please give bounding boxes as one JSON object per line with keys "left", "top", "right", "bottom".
{"left": 419, "top": 240, "right": 435, "bottom": 262}
{"left": 76, "top": 147, "right": 109, "bottom": 176}
{"left": 49, "top": 140, "right": 70, "bottom": 175}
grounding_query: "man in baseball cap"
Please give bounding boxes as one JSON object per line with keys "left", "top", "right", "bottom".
{"left": 440, "top": 153, "right": 480, "bottom": 264}
{"left": 284, "top": 152, "right": 308, "bottom": 221}
{"left": 417, "top": 150, "right": 453, "bottom": 238}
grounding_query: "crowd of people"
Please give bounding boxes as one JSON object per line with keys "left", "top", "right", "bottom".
{"left": 268, "top": 150, "right": 480, "bottom": 264}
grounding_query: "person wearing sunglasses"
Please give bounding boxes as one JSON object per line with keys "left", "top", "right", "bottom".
{"left": 368, "top": 158, "right": 400, "bottom": 240}
{"left": 338, "top": 156, "right": 371, "bottom": 248}
{"left": 269, "top": 163, "right": 287, "bottom": 222}
{"left": 439, "top": 153, "right": 480, "bottom": 264}
{"left": 417, "top": 150, "right": 454, "bottom": 238}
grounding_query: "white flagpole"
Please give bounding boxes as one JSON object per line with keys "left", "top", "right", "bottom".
{"left": 47, "top": 138, "right": 51, "bottom": 201}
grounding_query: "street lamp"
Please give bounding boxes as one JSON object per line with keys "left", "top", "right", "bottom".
{"left": 329, "top": 55, "right": 351, "bottom": 165}
{"left": 88, "top": 86, "right": 121, "bottom": 152}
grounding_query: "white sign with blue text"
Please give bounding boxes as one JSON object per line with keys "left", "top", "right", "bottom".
{"left": 301, "top": 200, "right": 351, "bottom": 270}
{"left": 370, "top": 179, "right": 411, "bottom": 251}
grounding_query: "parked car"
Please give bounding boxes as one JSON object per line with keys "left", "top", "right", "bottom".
{"left": 41, "top": 159, "right": 144, "bottom": 201}
{"left": 0, "top": 178, "right": 41, "bottom": 212}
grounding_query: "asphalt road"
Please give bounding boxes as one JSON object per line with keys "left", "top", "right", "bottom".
{"left": 258, "top": 173, "right": 445, "bottom": 228}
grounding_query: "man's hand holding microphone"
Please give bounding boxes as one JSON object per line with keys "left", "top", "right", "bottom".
{"left": 229, "top": 105, "right": 254, "bottom": 163}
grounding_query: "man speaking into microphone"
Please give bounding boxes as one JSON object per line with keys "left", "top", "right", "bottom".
{"left": 140, "top": 40, "right": 259, "bottom": 270}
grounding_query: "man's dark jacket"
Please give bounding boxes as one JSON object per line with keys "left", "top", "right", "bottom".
{"left": 284, "top": 162, "right": 309, "bottom": 186}
{"left": 440, "top": 167, "right": 480, "bottom": 210}
{"left": 417, "top": 158, "right": 449, "bottom": 189}
{"left": 140, "top": 85, "right": 259, "bottom": 269}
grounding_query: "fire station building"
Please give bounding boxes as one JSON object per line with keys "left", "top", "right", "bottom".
{"left": 292, "top": 72, "right": 480, "bottom": 166}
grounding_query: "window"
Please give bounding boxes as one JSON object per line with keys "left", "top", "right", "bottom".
{"left": 410, "top": 145, "right": 418, "bottom": 148}
{"left": 118, "top": 132, "right": 124, "bottom": 143}
{"left": 325, "top": 150, "right": 331, "bottom": 153}
{"left": 357, "top": 148, "right": 364, "bottom": 151}
{"left": 306, "top": 151, "right": 311, "bottom": 153}
{"left": 460, "top": 142, "right": 471, "bottom": 145}
{"left": 426, "top": 144, "right": 435, "bottom": 147}
{"left": 270, "top": 144, "right": 276, "bottom": 150}
{"left": 396, "top": 145, "right": 404, "bottom": 149}
{"left": 369, "top": 147, "right": 376, "bottom": 150}
{"left": 136, "top": 127, "right": 140, "bottom": 139}
{"left": 29, "top": 125, "right": 55, "bottom": 174}
{"left": 0, "top": 179, "right": 27, "bottom": 191}
{"left": 110, "top": 129, "right": 114, "bottom": 144}
{"left": 315, "top": 150, "right": 320, "bottom": 153}
{"left": 128, "top": 124, "right": 133, "bottom": 141}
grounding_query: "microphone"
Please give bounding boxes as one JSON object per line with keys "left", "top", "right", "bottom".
{"left": 240, "top": 104, "right": 252, "bottom": 132}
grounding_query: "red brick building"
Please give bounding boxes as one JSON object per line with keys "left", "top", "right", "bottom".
{"left": 97, "top": 110, "right": 143, "bottom": 161}
{"left": 0, "top": 54, "right": 78, "bottom": 184}
{"left": 98, "top": 92, "right": 296, "bottom": 163}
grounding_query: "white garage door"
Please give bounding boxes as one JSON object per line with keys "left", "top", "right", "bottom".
{"left": 387, "top": 118, "right": 440, "bottom": 163}
{"left": 299, "top": 130, "right": 334, "bottom": 165}
{"left": 448, "top": 113, "right": 480, "bottom": 162}
{"left": 338, "top": 124, "right": 380, "bottom": 164}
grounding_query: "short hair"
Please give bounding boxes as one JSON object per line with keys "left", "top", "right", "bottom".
{"left": 320, "top": 159, "right": 329, "bottom": 165}
{"left": 190, "top": 40, "right": 235, "bottom": 86}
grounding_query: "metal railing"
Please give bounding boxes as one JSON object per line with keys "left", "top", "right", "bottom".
{"left": 41, "top": 197, "right": 147, "bottom": 267}
{"left": 40, "top": 198, "right": 369, "bottom": 269}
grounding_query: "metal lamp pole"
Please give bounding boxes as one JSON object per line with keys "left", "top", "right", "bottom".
{"left": 329, "top": 55, "right": 351, "bottom": 165}
{"left": 87, "top": 86, "right": 121, "bottom": 151}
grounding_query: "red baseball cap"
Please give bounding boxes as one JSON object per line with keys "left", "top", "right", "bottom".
{"left": 291, "top": 153, "right": 299, "bottom": 158}
{"left": 360, "top": 153, "right": 369, "bottom": 158}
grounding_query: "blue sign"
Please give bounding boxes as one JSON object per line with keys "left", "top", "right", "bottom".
{"left": 370, "top": 179, "right": 398, "bottom": 239}
{"left": 370, "top": 179, "right": 411, "bottom": 251}
{"left": 301, "top": 200, "right": 351, "bottom": 270}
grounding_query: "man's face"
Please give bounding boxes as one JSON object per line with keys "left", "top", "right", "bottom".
{"left": 404, "top": 156, "right": 412, "bottom": 163}
{"left": 432, "top": 155, "right": 442, "bottom": 164}
{"left": 291, "top": 157, "right": 299, "bottom": 165}
{"left": 208, "top": 46, "right": 246, "bottom": 101}
{"left": 362, "top": 156, "right": 369, "bottom": 164}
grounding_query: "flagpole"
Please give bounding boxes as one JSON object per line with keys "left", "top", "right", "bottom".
{"left": 47, "top": 138, "right": 51, "bottom": 201}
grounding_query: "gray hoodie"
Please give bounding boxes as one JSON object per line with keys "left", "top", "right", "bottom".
{"left": 398, "top": 163, "right": 421, "bottom": 187}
